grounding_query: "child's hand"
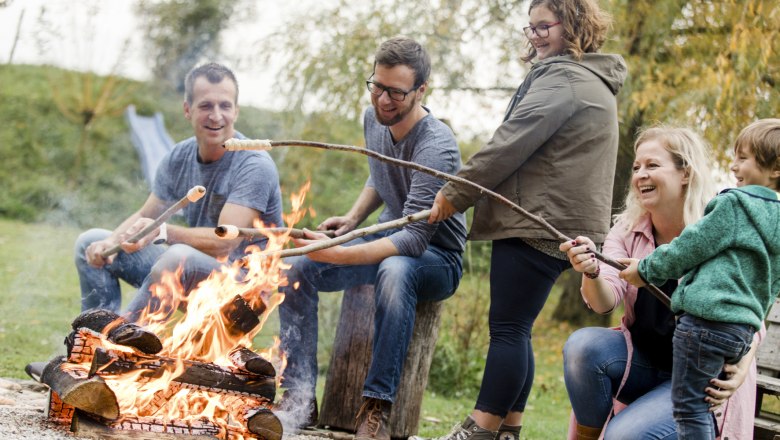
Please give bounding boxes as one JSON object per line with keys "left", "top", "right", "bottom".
{"left": 617, "top": 258, "right": 646, "bottom": 287}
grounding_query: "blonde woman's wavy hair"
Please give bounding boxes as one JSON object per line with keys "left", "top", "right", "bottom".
{"left": 522, "top": 0, "right": 611, "bottom": 62}
{"left": 614, "top": 126, "right": 718, "bottom": 230}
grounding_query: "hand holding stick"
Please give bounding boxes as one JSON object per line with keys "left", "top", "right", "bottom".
{"left": 215, "top": 225, "right": 336, "bottom": 240}
{"left": 239, "top": 210, "right": 430, "bottom": 266}
{"left": 100, "top": 186, "right": 206, "bottom": 258}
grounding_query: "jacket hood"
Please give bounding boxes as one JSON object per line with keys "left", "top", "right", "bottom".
{"left": 726, "top": 185, "right": 780, "bottom": 253}
{"left": 538, "top": 53, "right": 627, "bottom": 95}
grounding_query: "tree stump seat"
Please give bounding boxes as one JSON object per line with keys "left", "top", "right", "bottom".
{"left": 318, "top": 284, "right": 443, "bottom": 438}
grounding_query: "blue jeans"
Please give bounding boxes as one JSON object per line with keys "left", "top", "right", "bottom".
{"left": 564, "top": 327, "right": 677, "bottom": 439}
{"left": 75, "top": 228, "right": 224, "bottom": 321}
{"left": 672, "top": 314, "right": 753, "bottom": 439}
{"left": 278, "top": 232, "right": 462, "bottom": 402}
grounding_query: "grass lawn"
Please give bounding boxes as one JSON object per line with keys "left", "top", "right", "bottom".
{"left": 0, "top": 218, "right": 573, "bottom": 438}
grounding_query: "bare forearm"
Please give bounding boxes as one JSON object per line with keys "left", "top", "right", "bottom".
{"left": 345, "top": 187, "right": 383, "bottom": 225}
{"left": 305, "top": 237, "right": 398, "bottom": 265}
{"left": 580, "top": 276, "right": 618, "bottom": 314}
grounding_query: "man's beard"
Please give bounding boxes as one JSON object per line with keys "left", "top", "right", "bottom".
{"left": 373, "top": 95, "right": 416, "bottom": 127}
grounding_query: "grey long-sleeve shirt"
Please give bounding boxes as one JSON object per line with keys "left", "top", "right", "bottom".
{"left": 363, "top": 107, "right": 467, "bottom": 257}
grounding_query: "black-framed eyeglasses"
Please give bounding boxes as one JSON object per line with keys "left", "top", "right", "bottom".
{"left": 523, "top": 21, "right": 561, "bottom": 38}
{"left": 365, "top": 76, "right": 420, "bottom": 102}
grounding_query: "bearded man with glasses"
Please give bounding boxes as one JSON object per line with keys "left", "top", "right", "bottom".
{"left": 275, "top": 36, "right": 467, "bottom": 439}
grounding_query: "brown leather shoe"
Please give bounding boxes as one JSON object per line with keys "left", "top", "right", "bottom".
{"left": 354, "top": 397, "right": 391, "bottom": 440}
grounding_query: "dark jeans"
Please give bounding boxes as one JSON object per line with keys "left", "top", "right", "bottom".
{"left": 475, "top": 238, "right": 569, "bottom": 416}
{"left": 672, "top": 313, "right": 753, "bottom": 439}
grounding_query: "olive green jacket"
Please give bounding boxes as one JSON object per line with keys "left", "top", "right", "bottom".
{"left": 442, "top": 53, "right": 627, "bottom": 242}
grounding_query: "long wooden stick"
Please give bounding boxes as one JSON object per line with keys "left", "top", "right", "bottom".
{"left": 215, "top": 225, "right": 336, "bottom": 240}
{"left": 101, "top": 185, "right": 206, "bottom": 258}
{"left": 240, "top": 210, "right": 430, "bottom": 264}
{"left": 225, "top": 138, "right": 671, "bottom": 308}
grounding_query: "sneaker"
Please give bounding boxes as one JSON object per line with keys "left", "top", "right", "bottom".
{"left": 434, "top": 416, "right": 497, "bottom": 440}
{"left": 274, "top": 389, "right": 318, "bottom": 428}
{"left": 496, "top": 423, "right": 521, "bottom": 440}
{"left": 355, "top": 397, "right": 391, "bottom": 440}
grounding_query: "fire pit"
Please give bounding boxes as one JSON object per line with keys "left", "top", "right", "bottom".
{"left": 34, "top": 221, "right": 295, "bottom": 440}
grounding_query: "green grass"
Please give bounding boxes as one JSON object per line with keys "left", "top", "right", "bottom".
{"left": 0, "top": 218, "right": 572, "bottom": 438}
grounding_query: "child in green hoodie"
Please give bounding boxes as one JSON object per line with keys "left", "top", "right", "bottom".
{"left": 620, "top": 119, "right": 780, "bottom": 439}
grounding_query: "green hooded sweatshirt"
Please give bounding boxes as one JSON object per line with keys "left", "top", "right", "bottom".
{"left": 639, "top": 185, "right": 780, "bottom": 331}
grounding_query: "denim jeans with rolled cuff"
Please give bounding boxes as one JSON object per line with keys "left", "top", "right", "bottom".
{"left": 278, "top": 231, "right": 462, "bottom": 402}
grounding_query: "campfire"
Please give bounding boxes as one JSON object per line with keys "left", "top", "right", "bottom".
{"left": 37, "top": 186, "right": 314, "bottom": 439}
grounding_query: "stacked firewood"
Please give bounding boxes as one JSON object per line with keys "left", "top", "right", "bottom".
{"left": 37, "top": 309, "right": 282, "bottom": 440}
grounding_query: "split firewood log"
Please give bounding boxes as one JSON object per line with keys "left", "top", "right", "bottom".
{"left": 67, "top": 309, "right": 162, "bottom": 355}
{"left": 91, "top": 348, "right": 275, "bottom": 399}
{"left": 247, "top": 408, "right": 283, "bottom": 440}
{"left": 41, "top": 356, "right": 119, "bottom": 420}
{"left": 229, "top": 346, "right": 276, "bottom": 377}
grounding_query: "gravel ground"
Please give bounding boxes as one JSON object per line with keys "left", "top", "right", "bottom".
{"left": 0, "top": 377, "right": 329, "bottom": 440}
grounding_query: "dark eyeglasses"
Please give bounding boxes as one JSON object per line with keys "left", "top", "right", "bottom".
{"left": 365, "top": 76, "right": 420, "bottom": 102}
{"left": 523, "top": 21, "right": 561, "bottom": 38}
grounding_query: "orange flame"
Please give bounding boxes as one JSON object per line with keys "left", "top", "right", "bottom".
{"left": 99, "top": 183, "right": 313, "bottom": 437}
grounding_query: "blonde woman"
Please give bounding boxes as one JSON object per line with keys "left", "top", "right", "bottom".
{"left": 560, "top": 126, "right": 763, "bottom": 439}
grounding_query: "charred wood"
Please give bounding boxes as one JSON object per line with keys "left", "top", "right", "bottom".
{"left": 41, "top": 356, "right": 119, "bottom": 420}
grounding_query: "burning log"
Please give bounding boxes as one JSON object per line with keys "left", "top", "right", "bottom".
{"left": 91, "top": 348, "right": 275, "bottom": 399}
{"left": 41, "top": 356, "right": 119, "bottom": 420}
{"left": 70, "top": 410, "right": 223, "bottom": 439}
{"left": 220, "top": 294, "right": 266, "bottom": 337}
{"left": 215, "top": 225, "right": 336, "bottom": 240}
{"left": 246, "top": 408, "right": 283, "bottom": 440}
{"left": 68, "top": 309, "right": 162, "bottom": 355}
{"left": 228, "top": 346, "right": 276, "bottom": 377}
{"left": 101, "top": 185, "right": 206, "bottom": 258}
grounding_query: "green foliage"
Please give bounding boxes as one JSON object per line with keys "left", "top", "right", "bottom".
{"left": 0, "top": 65, "right": 147, "bottom": 226}
{"left": 135, "top": 0, "right": 249, "bottom": 92}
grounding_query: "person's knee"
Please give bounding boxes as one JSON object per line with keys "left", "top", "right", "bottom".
{"left": 563, "top": 328, "right": 603, "bottom": 370}
{"left": 149, "top": 244, "right": 194, "bottom": 278}
{"left": 74, "top": 228, "right": 110, "bottom": 257}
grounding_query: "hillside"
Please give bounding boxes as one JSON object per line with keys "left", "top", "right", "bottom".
{"left": 0, "top": 64, "right": 366, "bottom": 229}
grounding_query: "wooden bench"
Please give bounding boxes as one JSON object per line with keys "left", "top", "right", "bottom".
{"left": 755, "top": 298, "right": 780, "bottom": 440}
{"left": 317, "top": 285, "right": 443, "bottom": 438}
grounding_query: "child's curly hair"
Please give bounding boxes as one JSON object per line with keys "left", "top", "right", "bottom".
{"left": 523, "top": 0, "right": 612, "bottom": 62}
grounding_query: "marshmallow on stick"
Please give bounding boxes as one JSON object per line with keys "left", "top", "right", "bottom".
{"left": 100, "top": 185, "right": 206, "bottom": 258}
{"left": 223, "top": 138, "right": 273, "bottom": 151}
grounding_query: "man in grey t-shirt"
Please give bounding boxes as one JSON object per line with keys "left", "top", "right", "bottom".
{"left": 74, "top": 63, "right": 283, "bottom": 321}
{"left": 277, "top": 37, "right": 467, "bottom": 438}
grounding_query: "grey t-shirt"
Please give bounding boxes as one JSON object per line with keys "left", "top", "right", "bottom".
{"left": 153, "top": 134, "right": 284, "bottom": 259}
{"left": 363, "top": 107, "right": 467, "bottom": 256}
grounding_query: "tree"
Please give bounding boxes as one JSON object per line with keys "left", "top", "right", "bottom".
{"left": 259, "top": 0, "right": 780, "bottom": 329}
{"left": 136, "top": 0, "right": 249, "bottom": 93}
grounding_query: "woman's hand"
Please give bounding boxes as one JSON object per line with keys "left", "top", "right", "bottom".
{"left": 428, "top": 191, "right": 457, "bottom": 223}
{"left": 705, "top": 337, "right": 757, "bottom": 410}
{"left": 559, "top": 236, "right": 600, "bottom": 277}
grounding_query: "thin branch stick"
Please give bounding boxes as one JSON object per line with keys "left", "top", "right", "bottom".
{"left": 101, "top": 186, "right": 206, "bottom": 258}
{"left": 226, "top": 138, "right": 672, "bottom": 308}
{"left": 242, "top": 210, "right": 430, "bottom": 262}
{"left": 215, "top": 225, "right": 336, "bottom": 240}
